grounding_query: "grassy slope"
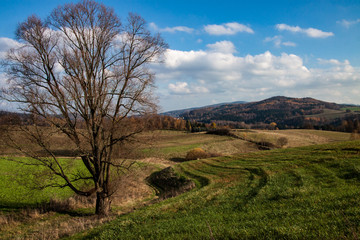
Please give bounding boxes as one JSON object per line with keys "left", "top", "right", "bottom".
{"left": 233, "top": 129, "right": 350, "bottom": 148}
{"left": 0, "top": 129, "right": 354, "bottom": 239}
{"left": 140, "top": 130, "right": 259, "bottom": 159}
{"left": 341, "top": 106, "right": 360, "bottom": 112}
{"left": 305, "top": 108, "right": 348, "bottom": 120}
{"left": 0, "top": 159, "right": 161, "bottom": 239}
{"left": 76, "top": 140, "right": 360, "bottom": 239}
{"left": 0, "top": 158, "right": 81, "bottom": 210}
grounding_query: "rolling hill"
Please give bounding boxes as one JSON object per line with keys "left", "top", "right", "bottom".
{"left": 164, "top": 96, "right": 360, "bottom": 129}
{"left": 161, "top": 101, "right": 247, "bottom": 118}
{"left": 76, "top": 140, "right": 360, "bottom": 239}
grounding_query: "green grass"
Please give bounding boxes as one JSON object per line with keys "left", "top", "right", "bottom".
{"left": 305, "top": 108, "right": 348, "bottom": 120}
{"left": 0, "top": 157, "right": 86, "bottom": 211}
{"left": 341, "top": 106, "right": 360, "bottom": 112}
{"left": 74, "top": 140, "right": 360, "bottom": 239}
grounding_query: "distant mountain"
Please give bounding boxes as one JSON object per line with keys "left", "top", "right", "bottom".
{"left": 169, "top": 96, "right": 359, "bottom": 129}
{"left": 161, "top": 101, "right": 247, "bottom": 118}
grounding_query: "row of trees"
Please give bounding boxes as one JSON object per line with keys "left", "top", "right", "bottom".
{"left": 144, "top": 115, "right": 218, "bottom": 132}
{"left": 0, "top": 110, "right": 221, "bottom": 133}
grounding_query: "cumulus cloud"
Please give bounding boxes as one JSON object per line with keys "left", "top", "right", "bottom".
{"left": 149, "top": 22, "right": 194, "bottom": 33}
{"left": 168, "top": 81, "right": 209, "bottom": 95}
{"left": 168, "top": 82, "right": 191, "bottom": 94}
{"left": 155, "top": 48, "right": 312, "bottom": 93}
{"left": 0, "top": 38, "right": 22, "bottom": 105}
{"left": 276, "top": 24, "right": 334, "bottom": 38}
{"left": 204, "top": 22, "right": 254, "bottom": 35}
{"left": 152, "top": 45, "right": 360, "bottom": 111}
{"left": 264, "top": 36, "right": 296, "bottom": 48}
{"left": 317, "top": 58, "right": 345, "bottom": 66}
{"left": 0, "top": 37, "right": 22, "bottom": 59}
{"left": 207, "top": 41, "right": 236, "bottom": 54}
{"left": 337, "top": 19, "right": 360, "bottom": 28}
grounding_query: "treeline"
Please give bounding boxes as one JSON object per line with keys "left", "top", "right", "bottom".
{"left": 145, "top": 115, "right": 217, "bottom": 132}
{"left": 0, "top": 111, "right": 217, "bottom": 133}
{"left": 2, "top": 110, "right": 360, "bottom": 134}
{"left": 308, "top": 115, "right": 360, "bottom": 133}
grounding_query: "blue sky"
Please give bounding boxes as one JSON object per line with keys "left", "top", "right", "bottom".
{"left": 0, "top": 0, "right": 360, "bottom": 112}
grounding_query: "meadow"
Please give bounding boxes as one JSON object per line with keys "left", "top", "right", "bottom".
{"left": 76, "top": 140, "right": 360, "bottom": 239}
{"left": 0, "top": 129, "right": 358, "bottom": 239}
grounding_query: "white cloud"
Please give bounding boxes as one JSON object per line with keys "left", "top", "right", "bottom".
{"left": 0, "top": 38, "right": 22, "bottom": 110}
{"left": 337, "top": 19, "right": 360, "bottom": 28}
{"left": 264, "top": 36, "right": 296, "bottom": 48}
{"left": 149, "top": 22, "right": 194, "bottom": 33}
{"left": 0, "top": 37, "right": 22, "bottom": 59}
{"left": 317, "top": 58, "right": 343, "bottom": 65}
{"left": 276, "top": 23, "right": 334, "bottom": 38}
{"left": 168, "top": 81, "right": 209, "bottom": 95}
{"left": 282, "top": 41, "right": 297, "bottom": 47}
{"left": 207, "top": 41, "right": 236, "bottom": 54}
{"left": 192, "top": 85, "right": 209, "bottom": 93}
{"left": 168, "top": 82, "right": 191, "bottom": 94}
{"left": 204, "top": 22, "right": 254, "bottom": 35}
{"left": 152, "top": 47, "right": 360, "bottom": 111}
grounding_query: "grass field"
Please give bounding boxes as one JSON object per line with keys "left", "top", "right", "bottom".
{"left": 341, "top": 106, "right": 360, "bottom": 112}
{"left": 0, "top": 129, "right": 357, "bottom": 239}
{"left": 141, "top": 129, "right": 351, "bottom": 159}
{"left": 233, "top": 129, "right": 351, "bottom": 148}
{"left": 0, "top": 157, "right": 84, "bottom": 210}
{"left": 0, "top": 157, "right": 164, "bottom": 239}
{"left": 74, "top": 140, "right": 360, "bottom": 239}
{"left": 305, "top": 108, "right": 348, "bottom": 120}
{"left": 138, "top": 130, "right": 258, "bottom": 159}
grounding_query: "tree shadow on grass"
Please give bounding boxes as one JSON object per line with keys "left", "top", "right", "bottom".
{"left": 0, "top": 199, "right": 94, "bottom": 217}
{"left": 169, "top": 157, "right": 187, "bottom": 163}
{"left": 35, "top": 149, "right": 81, "bottom": 157}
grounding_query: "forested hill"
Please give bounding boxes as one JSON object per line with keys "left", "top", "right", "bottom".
{"left": 173, "top": 96, "right": 359, "bottom": 129}
{"left": 161, "top": 101, "right": 247, "bottom": 118}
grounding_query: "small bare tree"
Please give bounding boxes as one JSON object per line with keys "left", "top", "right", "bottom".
{"left": 1, "top": 0, "right": 167, "bottom": 216}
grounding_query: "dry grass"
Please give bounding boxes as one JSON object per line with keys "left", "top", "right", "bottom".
{"left": 232, "top": 129, "right": 351, "bottom": 148}
{"left": 202, "top": 138, "right": 258, "bottom": 155}
{"left": 138, "top": 157, "right": 176, "bottom": 168}
{"left": 143, "top": 130, "right": 230, "bottom": 149}
{"left": 0, "top": 210, "right": 114, "bottom": 240}
{"left": 0, "top": 129, "right": 353, "bottom": 239}
{"left": 0, "top": 157, "right": 174, "bottom": 240}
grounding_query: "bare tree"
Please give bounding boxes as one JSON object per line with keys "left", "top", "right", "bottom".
{"left": 1, "top": 0, "right": 167, "bottom": 216}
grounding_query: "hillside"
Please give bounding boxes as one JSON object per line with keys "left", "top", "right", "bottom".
{"left": 0, "top": 129, "right": 353, "bottom": 239}
{"left": 175, "top": 96, "right": 359, "bottom": 129}
{"left": 76, "top": 140, "right": 360, "bottom": 239}
{"left": 161, "top": 101, "right": 247, "bottom": 118}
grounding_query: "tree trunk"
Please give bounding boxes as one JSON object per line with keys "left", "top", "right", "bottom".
{"left": 95, "top": 192, "right": 111, "bottom": 216}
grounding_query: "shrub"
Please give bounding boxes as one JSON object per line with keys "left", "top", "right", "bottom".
{"left": 277, "top": 137, "right": 289, "bottom": 148}
{"left": 350, "top": 132, "right": 360, "bottom": 140}
{"left": 206, "top": 128, "right": 232, "bottom": 136}
{"left": 257, "top": 141, "right": 276, "bottom": 150}
{"left": 185, "top": 148, "right": 209, "bottom": 161}
{"left": 148, "top": 167, "right": 195, "bottom": 199}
